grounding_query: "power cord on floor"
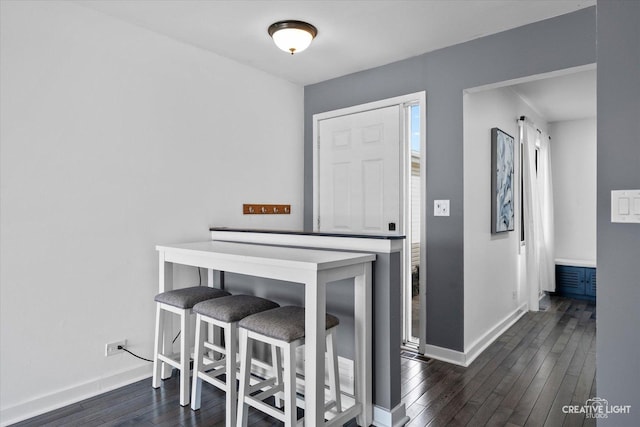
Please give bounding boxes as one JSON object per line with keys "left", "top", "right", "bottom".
{"left": 118, "top": 331, "right": 181, "bottom": 363}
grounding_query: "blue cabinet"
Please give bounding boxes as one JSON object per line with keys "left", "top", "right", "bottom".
{"left": 555, "top": 265, "right": 596, "bottom": 301}
{"left": 585, "top": 268, "right": 597, "bottom": 297}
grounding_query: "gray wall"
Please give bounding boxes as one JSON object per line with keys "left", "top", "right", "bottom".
{"left": 596, "top": 1, "right": 640, "bottom": 424}
{"left": 305, "top": 7, "right": 596, "bottom": 351}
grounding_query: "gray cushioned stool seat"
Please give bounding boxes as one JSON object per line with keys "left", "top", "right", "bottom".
{"left": 154, "top": 286, "right": 230, "bottom": 309}
{"left": 238, "top": 306, "right": 340, "bottom": 343}
{"left": 193, "top": 295, "right": 280, "bottom": 323}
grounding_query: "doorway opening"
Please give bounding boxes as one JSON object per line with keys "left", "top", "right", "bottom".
{"left": 461, "top": 64, "right": 596, "bottom": 354}
{"left": 403, "top": 102, "right": 424, "bottom": 349}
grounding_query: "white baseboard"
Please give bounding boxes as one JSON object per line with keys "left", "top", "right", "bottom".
{"left": 422, "top": 343, "right": 467, "bottom": 366}
{"left": 422, "top": 303, "right": 528, "bottom": 367}
{"left": 373, "top": 402, "right": 410, "bottom": 427}
{"left": 0, "top": 364, "right": 152, "bottom": 427}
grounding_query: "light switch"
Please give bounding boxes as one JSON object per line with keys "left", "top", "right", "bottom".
{"left": 618, "top": 197, "right": 630, "bottom": 215}
{"left": 434, "top": 200, "right": 450, "bottom": 216}
{"left": 611, "top": 190, "right": 640, "bottom": 223}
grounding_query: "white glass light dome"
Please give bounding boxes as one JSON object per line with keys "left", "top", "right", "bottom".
{"left": 268, "top": 21, "right": 318, "bottom": 55}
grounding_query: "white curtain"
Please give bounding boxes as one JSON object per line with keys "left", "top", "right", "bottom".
{"left": 538, "top": 133, "right": 555, "bottom": 293}
{"left": 521, "top": 120, "right": 555, "bottom": 312}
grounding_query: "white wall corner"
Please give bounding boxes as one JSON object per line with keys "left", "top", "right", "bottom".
{"left": 0, "top": 365, "right": 152, "bottom": 427}
{"left": 373, "top": 402, "right": 410, "bottom": 427}
{"left": 423, "top": 302, "right": 528, "bottom": 368}
{"left": 463, "top": 303, "right": 528, "bottom": 366}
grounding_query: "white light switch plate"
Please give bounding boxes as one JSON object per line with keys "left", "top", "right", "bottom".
{"left": 434, "top": 200, "right": 450, "bottom": 216}
{"left": 611, "top": 189, "right": 640, "bottom": 223}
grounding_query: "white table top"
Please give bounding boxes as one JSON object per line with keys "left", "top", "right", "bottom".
{"left": 156, "top": 240, "right": 376, "bottom": 271}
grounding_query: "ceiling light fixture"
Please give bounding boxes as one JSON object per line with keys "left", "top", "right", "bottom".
{"left": 268, "top": 20, "right": 317, "bottom": 55}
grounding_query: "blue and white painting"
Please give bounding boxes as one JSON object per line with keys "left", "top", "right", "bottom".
{"left": 492, "top": 128, "right": 514, "bottom": 233}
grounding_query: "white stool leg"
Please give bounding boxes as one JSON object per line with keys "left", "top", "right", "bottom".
{"left": 236, "top": 328, "right": 252, "bottom": 427}
{"left": 283, "top": 342, "right": 297, "bottom": 427}
{"left": 327, "top": 329, "right": 342, "bottom": 413}
{"left": 225, "top": 323, "right": 238, "bottom": 427}
{"left": 191, "top": 314, "right": 205, "bottom": 410}
{"left": 272, "top": 345, "right": 283, "bottom": 409}
{"left": 179, "top": 309, "right": 191, "bottom": 406}
{"left": 152, "top": 304, "right": 164, "bottom": 389}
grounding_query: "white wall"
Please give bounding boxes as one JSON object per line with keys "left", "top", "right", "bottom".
{"left": 0, "top": 1, "right": 303, "bottom": 423}
{"left": 463, "top": 86, "right": 547, "bottom": 354}
{"left": 549, "top": 118, "right": 597, "bottom": 264}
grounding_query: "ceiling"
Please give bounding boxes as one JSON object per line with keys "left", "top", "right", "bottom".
{"left": 510, "top": 67, "right": 597, "bottom": 122}
{"left": 78, "top": 0, "right": 595, "bottom": 86}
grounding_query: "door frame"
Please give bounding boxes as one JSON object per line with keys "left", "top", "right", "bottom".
{"left": 312, "top": 91, "right": 427, "bottom": 352}
{"left": 402, "top": 99, "right": 427, "bottom": 352}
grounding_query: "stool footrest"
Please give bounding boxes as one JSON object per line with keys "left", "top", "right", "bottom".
{"left": 201, "top": 357, "right": 226, "bottom": 371}
{"left": 203, "top": 341, "right": 225, "bottom": 354}
{"left": 157, "top": 353, "right": 184, "bottom": 370}
{"left": 247, "top": 377, "right": 278, "bottom": 395}
{"left": 324, "top": 403, "right": 362, "bottom": 426}
{"left": 245, "top": 395, "right": 286, "bottom": 422}
{"left": 197, "top": 371, "right": 227, "bottom": 391}
{"left": 293, "top": 395, "right": 340, "bottom": 413}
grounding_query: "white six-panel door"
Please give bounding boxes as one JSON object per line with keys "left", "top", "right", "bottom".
{"left": 316, "top": 105, "right": 401, "bottom": 235}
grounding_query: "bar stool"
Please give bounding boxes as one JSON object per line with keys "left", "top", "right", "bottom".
{"left": 190, "top": 294, "right": 281, "bottom": 427}
{"left": 152, "top": 286, "right": 230, "bottom": 406}
{"left": 236, "top": 306, "right": 343, "bottom": 427}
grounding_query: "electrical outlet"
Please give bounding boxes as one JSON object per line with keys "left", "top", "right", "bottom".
{"left": 434, "top": 200, "right": 450, "bottom": 216}
{"left": 512, "top": 290, "right": 517, "bottom": 300}
{"left": 105, "top": 339, "right": 127, "bottom": 357}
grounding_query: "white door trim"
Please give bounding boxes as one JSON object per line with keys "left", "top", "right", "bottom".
{"left": 417, "top": 94, "right": 427, "bottom": 355}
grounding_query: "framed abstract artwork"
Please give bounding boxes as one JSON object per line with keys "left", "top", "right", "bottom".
{"left": 491, "top": 127, "right": 515, "bottom": 233}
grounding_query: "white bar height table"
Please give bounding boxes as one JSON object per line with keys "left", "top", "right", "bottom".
{"left": 156, "top": 241, "right": 375, "bottom": 426}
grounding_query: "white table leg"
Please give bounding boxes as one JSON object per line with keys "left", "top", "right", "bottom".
{"left": 305, "top": 275, "right": 326, "bottom": 426}
{"left": 159, "top": 251, "right": 172, "bottom": 293}
{"left": 207, "top": 268, "right": 214, "bottom": 287}
{"left": 354, "top": 262, "right": 373, "bottom": 426}
{"left": 207, "top": 269, "right": 225, "bottom": 289}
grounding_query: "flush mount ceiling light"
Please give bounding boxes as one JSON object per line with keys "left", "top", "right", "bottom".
{"left": 268, "top": 20, "right": 317, "bottom": 55}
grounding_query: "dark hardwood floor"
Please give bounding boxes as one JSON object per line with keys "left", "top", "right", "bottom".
{"left": 403, "top": 296, "right": 596, "bottom": 427}
{"left": 12, "top": 296, "right": 595, "bottom": 427}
